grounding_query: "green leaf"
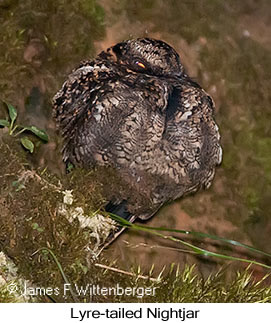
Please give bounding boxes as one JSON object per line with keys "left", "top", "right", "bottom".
{"left": 66, "top": 162, "right": 74, "bottom": 173}
{"left": 32, "top": 222, "right": 39, "bottom": 230}
{"left": 25, "top": 125, "right": 49, "bottom": 142}
{"left": 0, "top": 119, "right": 10, "bottom": 127}
{"left": 12, "top": 180, "right": 26, "bottom": 192}
{"left": 6, "top": 102, "right": 17, "bottom": 123}
{"left": 31, "top": 222, "right": 44, "bottom": 232}
{"left": 20, "top": 137, "right": 34, "bottom": 153}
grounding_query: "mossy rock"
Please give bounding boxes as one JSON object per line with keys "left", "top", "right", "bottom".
{"left": 0, "top": 134, "right": 270, "bottom": 303}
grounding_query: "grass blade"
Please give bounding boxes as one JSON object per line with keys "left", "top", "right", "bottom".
{"left": 32, "top": 247, "right": 78, "bottom": 302}
{"left": 109, "top": 213, "right": 271, "bottom": 270}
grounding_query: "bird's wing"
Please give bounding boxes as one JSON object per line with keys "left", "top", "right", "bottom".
{"left": 53, "top": 66, "right": 170, "bottom": 167}
{"left": 53, "top": 61, "right": 128, "bottom": 165}
{"left": 160, "top": 81, "right": 222, "bottom": 196}
{"left": 53, "top": 62, "right": 110, "bottom": 138}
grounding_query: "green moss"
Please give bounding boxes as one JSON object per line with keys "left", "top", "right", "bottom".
{"left": 1, "top": 0, "right": 271, "bottom": 303}
{"left": 1, "top": 134, "right": 271, "bottom": 303}
{"left": 1, "top": 261, "right": 269, "bottom": 303}
{"left": 0, "top": 0, "right": 105, "bottom": 101}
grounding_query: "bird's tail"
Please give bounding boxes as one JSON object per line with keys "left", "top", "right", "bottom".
{"left": 105, "top": 200, "right": 135, "bottom": 223}
{"left": 96, "top": 200, "right": 136, "bottom": 255}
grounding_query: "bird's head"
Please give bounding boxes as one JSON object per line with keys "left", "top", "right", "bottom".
{"left": 107, "top": 38, "right": 184, "bottom": 77}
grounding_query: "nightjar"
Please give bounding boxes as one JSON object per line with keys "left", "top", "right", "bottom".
{"left": 53, "top": 38, "right": 222, "bottom": 246}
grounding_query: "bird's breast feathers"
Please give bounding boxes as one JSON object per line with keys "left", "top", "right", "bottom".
{"left": 53, "top": 51, "right": 221, "bottom": 194}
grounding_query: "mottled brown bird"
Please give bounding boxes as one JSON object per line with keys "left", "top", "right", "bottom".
{"left": 53, "top": 38, "right": 222, "bottom": 246}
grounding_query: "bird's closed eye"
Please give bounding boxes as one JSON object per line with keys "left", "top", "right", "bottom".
{"left": 135, "top": 61, "right": 146, "bottom": 69}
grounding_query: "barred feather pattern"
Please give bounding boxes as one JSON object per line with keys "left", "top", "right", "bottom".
{"left": 53, "top": 38, "right": 222, "bottom": 220}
